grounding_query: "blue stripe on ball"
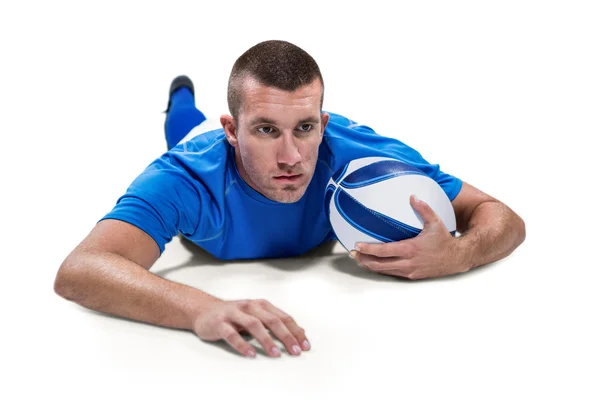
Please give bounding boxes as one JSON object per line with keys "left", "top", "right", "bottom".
{"left": 324, "top": 184, "right": 336, "bottom": 220}
{"left": 334, "top": 187, "right": 420, "bottom": 243}
{"left": 340, "top": 160, "right": 426, "bottom": 189}
{"left": 332, "top": 163, "right": 349, "bottom": 184}
{"left": 370, "top": 209, "right": 422, "bottom": 236}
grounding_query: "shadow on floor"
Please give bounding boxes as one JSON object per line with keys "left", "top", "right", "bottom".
{"left": 154, "top": 234, "right": 499, "bottom": 283}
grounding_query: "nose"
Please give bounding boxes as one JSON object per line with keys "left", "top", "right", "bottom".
{"left": 277, "top": 133, "right": 302, "bottom": 167}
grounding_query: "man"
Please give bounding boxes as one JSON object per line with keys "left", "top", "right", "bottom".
{"left": 54, "top": 40, "right": 526, "bottom": 359}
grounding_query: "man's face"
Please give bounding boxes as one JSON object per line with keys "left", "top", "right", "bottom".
{"left": 222, "top": 77, "right": 329, "bottom": 203}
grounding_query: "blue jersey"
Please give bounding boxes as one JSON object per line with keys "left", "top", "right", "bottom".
{"left": 100, "top": 112, "right": 462, "bottom": 260}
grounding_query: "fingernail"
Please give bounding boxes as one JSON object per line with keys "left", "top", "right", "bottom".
{"left": 413, "top": 195, "right": 420, "bottom": 202}
{"left": 349, "top": 250, "right": 357, "bottom": 259}
{"left": 292, "top": 344, "right": 301, "bottom": 355}
{"left": 302, "top": 340, "right": 311, "bottom": 350}
{"left": 247, "top": 349, "right": 256, "bottom": 357}
{"left": 354, "top": 243, "right": 362, "bottom": 251}
{"left": 271, "top": 347, "right": 281, "bottom": 357}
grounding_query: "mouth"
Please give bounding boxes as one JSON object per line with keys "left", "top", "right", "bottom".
{"left": 273, "top": 174, "right": 302, "bottom": 183}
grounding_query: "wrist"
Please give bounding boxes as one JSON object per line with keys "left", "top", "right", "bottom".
{"left": 184, "top": 291, "right": 223, "bottom": 330}
{"left": 453, "top": 233, "right": 476, "bottom": 273}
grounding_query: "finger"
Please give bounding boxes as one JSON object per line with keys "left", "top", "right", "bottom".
{"left": 229, "top": 309, "right": 281, "bottom": 357}
{"left": 260, "top": 301, "right": 310, "bottom": 351}
{"left": 353, "top": 252, "right": 407, "bottom": 272}
{"left": 410, "top": 195, "right": 440, "bottom": 226}
{"left": 248, "top": 303, "right": 303, "bottom": 356}
{"left": 218, "top": 323, "right": 257, "bottom": 358}
{"left": 354, "top": 240, "right": 413, "bottom": 258}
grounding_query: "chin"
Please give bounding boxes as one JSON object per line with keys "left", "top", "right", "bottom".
{"left": 276, "top": 195, "right": 303, "bottom": 204}
{"left": 268, "top": 186, "right": 308, "bottom": 204}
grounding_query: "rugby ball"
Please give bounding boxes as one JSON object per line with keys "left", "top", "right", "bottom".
{"left": 324, "top": 157, "right": 457, "bottom": 252}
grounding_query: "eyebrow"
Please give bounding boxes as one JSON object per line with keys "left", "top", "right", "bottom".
{"left": 249, "top": 116, "right": 321, "bottom": 126}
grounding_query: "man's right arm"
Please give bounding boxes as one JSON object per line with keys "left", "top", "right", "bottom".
{"left": 53, "top": 219, "right": 310, "bottom": 357}
{"left": 53, "top": 219, "right": 223, "bottom": 331}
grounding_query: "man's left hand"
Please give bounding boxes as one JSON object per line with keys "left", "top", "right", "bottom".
{"left": 351, "top": 195, "right": 469, "bottom": 280}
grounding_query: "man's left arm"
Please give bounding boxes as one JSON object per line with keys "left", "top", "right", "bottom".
{"left": 351, "top": 181, "right": 526, "bottom": 280}
{"left": 451, "top": 181, "right": 526, "bottom": 272}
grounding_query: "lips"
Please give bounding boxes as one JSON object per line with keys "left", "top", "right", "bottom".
{"left": 273, "top": 174, "right": 302, "bottom": 182}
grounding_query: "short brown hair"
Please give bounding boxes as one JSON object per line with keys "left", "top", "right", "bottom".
{"left": 227, "top": 40, "right": 324, "bottom": 122}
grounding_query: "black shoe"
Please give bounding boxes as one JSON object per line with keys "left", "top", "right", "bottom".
{"left": 164, "top": 75, "right": 195, "bottom": 113}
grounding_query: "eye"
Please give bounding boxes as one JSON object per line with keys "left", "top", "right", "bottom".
{"left": 297, "top": 124, "right": 313, "bottom": 132}
{"left": 257, "top": 126, "right": 275, "bottom": 135}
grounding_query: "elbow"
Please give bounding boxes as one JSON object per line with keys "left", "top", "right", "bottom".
{"left": 516, "top": 214, "right": 526, "bottom": 247}
{"left": 54, "top": 255, "right": 85, "bottom": 302}
{"left": 53, "top": 259, "right": 73, "bottom": 299}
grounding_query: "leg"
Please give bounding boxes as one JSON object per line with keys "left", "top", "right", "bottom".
{"left": 164, "top": 76, "right": 206, "bottom": 150}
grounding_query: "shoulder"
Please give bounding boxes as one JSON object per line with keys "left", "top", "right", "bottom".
{"left": 324, "top": 111, "right": 359, "bottom": 128}
{"left": 100, "top": 131, "right": 232, "bottom": 253}
{"left": 126, "top": 129, "right": 232, "bottom": 200}
{"left": 162, "top": 129, "right": 231, "bottom": 181}
{"left": 319, "top": 111, "right": 463, "bottom": 200}
{"left": 320, "top": 111, "right": 399, "bottom": 163}
{"left": 322, "top": 111, "right": 382, "bottom": 142}
{"left": 169, "top": 127, "right": 229, "bottom": 157}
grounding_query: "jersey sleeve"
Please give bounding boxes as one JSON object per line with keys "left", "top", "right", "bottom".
{"left": 98, "top": 154, "right": 206, "bottom": 254}
{"left": 322, "top": 112, "right": 463, "bottom": 201}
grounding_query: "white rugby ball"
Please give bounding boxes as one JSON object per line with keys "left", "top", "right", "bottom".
{"left": 324, "top": 157, "right": 457, "bottom": 252}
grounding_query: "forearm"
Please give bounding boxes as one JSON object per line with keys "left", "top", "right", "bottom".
{"left": 54, "top": 251, "right": 222, "bottom": 331}
{"left": 456, "top": 201, "right": 526, "bottom": 271}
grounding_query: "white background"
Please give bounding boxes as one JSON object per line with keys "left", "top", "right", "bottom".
{"left": 1, "top": 0, "right": 598, "bottom": 399}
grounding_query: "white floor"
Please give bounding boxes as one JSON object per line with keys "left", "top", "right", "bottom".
{"left": 2, "top": 1, "right": 599, "bottom": 399}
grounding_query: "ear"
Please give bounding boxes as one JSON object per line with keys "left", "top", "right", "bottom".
{"left": 220, "top": 115, "right": 239, "bottom": 147}
{"left": 320, "top": 112, "right": 330, "bottom": 141}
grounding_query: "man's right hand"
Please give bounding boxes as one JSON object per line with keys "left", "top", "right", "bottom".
{"left": 192, "top": 299, "right": 311, "bottom": 358}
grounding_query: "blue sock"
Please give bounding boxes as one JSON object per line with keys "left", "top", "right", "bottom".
{"left": 164, "top": 87, "right": 207, "bottom": 150}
